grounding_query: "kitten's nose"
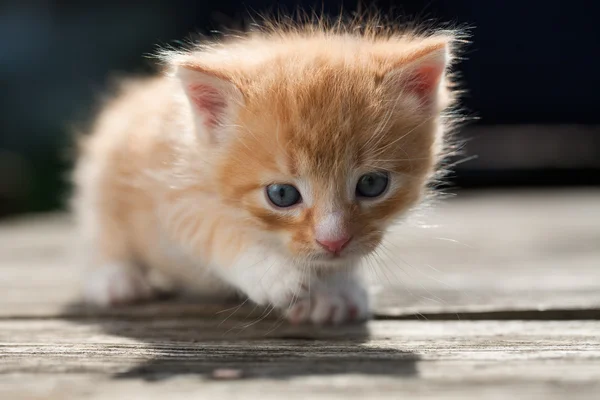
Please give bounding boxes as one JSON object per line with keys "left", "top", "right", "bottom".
{"left": 316, "top": 236, "right": 351, "bottom": 254}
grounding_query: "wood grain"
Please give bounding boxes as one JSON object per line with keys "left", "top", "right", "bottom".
{"left": 1, "top": 320, "right": 599, "bottom": 399}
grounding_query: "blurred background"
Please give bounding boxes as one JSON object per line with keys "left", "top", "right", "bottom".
{"left": 1, "top": 0, "right": 599, "bottom": 218}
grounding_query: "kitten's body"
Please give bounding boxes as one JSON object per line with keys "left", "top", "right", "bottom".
{"left": 73, "top": 19, "right": 460, "bottom": 324}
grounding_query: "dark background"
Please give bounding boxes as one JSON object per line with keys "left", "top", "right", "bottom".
{"left": 1, "top": 0, "right": 599, "bottom": 218}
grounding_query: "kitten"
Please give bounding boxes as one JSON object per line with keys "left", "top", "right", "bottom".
{"left": 72, "top": 16, "right": 460, "bottom": 325}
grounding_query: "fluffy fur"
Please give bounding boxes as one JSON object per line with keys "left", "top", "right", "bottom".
{"left": 72, "top": 15, "right": 462, "bottom": 325}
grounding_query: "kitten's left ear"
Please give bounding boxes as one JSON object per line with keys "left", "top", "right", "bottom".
{"left": 175, "top": 64, "right": 244, "bottom": 145}
{"left": 382, "top": 40, "right": 450, "bottom": 111}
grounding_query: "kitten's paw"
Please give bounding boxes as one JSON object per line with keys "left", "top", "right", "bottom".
{"left": 285, "top": 281, "right": 370, "bottom": 325}
{"left": 83, "top": 262, "right": 154, "bottom": 307}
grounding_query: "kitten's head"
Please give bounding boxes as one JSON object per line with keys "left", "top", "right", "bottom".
{"left": 169, "top": 31, "right": 457, "bottom": 265}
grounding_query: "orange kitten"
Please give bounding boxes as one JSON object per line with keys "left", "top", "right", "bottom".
{"left": 72, "top": 16, "right": 460, "bottom": 325}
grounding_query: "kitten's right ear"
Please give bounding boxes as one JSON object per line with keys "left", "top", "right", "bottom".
{"left": 175, "top": 65, "right": 244, "bottom": 145}
{"left": 379, "top": 38, "right": 452, "bottom": 114}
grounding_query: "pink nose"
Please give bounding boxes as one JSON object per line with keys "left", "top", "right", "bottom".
{"left": 316, "top": 236, "right": 351, "bottom": 254}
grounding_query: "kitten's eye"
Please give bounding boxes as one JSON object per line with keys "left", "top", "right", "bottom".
{"left": 356, "top": 172, "right": 389, "bottom": 198}
{"left": 266, "top": 184, "right": 302, "bottom": 208}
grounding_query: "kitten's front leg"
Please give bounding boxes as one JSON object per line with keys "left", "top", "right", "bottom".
{"left": 216, "top": 249, "right": 309, "bottom": 311}
{"left": 286, "top": 267, "right": 370, "bottom": 325}
{"left": 217, "top": 249, "right": 370, "bottom": 325}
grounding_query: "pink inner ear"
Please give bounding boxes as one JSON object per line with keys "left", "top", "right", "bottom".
{"left": 187, "top": 83, "right": 227, "bottom": 127}
{"left": 409, "top": 63, "right": 445, "bottom": 99}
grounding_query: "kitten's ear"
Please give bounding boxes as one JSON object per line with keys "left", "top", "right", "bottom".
{"left": 175, "top": 65, "right": 244, "bottom": 144}
{"left": 382, "top": 41, "right": 450, "bottom": 111}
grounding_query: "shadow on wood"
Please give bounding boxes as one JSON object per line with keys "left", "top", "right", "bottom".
{"left": 61, "top": 300, "right": 419, "bottom": 381}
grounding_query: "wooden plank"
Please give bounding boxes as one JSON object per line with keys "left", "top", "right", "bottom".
{"left": 375, "top": 189, "right": 600, "bottom": 316}
{"left": 1, "top": 190, "right": 599, "bottom": 318}
{"left": 1, "top": 320, "right": 599, "bottom": 399}
{"left": 3, "top": 374, "right": 599, "bottom": 400}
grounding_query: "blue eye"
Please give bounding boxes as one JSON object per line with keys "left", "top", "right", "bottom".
{"left": 356, "top": 172, "right": 389, "bottom": 198}
{"left": 266, "top": 184, "right": 302, "bottom": 208}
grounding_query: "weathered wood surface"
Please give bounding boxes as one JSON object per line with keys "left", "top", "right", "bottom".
{"left": 1, "top": 320, "right": 600, "bottom": 399}
{"left": 1, "top": 190, "right": 600, "bottom": 399}
{"left": 1, "top": 190, "right": 599, "bottom": 318}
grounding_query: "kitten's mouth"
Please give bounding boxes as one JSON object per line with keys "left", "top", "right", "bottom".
{"left": 311, "top": 250, "right": 357, "bottom": 265}
{"left": 296, "top": 245, "right": 367, "bottom": 266}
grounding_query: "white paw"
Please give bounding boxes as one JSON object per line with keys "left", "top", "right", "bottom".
{"left": 83, "top": 262, "right": 154, "bottom": 307}
{"left": 217, "top": 249, "right": 370, "bottom": 325}
{"left": 285, "top": 280, "right": 370, "bottom": 325}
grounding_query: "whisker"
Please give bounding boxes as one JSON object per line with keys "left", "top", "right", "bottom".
{"left": 217, "top": 297, "right": 250, "bottom": 327}
{"left": 432, "top": 237, "right": 474, "bottom": 248}
{"left": 232, "top": 303, "right": 277, "bottom": 332}
{"left": 369, "top": 114, "right": 438, "bottom": 159}
{"left": 381, "top": 236, "right": 483, "bottom": 313}
{"left": 376, "top": 242, "right": 446, "bottom": 307}
{"left": 443, "top": 154, "right": 479, "bottom": 169}
{"left": 380, "top": 241, "right": 446, "bottom": 305}
{"left": 366, "top": 157, "right": 432, "bottom": 163}
{"left": 263, "top": 319, "right": 285, "bottom": 336}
